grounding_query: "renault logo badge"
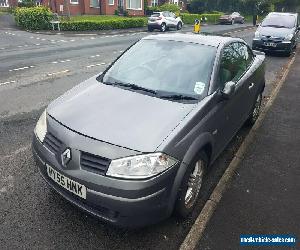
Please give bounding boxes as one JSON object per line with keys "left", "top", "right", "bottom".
{"left": 62, "top": 148, "right": 71, "bottom": 166}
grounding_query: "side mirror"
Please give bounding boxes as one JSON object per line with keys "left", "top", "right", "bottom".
{"left": 256, "top": 23, "right": 260, "bottom": 27}
{"left": 221, "top": 81, "right": 235, "bottom": 99}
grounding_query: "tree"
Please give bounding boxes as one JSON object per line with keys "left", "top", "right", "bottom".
{"left": 188, "top": 0, "right": 299, "bottom": 14}
{"left": 242, "top": 0, "right": 273, "bottom": 14}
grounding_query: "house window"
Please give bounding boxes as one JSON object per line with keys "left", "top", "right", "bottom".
{"left": 108, "top": 0, "right": 114, "bottom": 5}
{"left": 70, "top": 0, "right": 79, "bottom": 4}
{"left": 90, "top": 0, "right": 99, "bottom": 7}
{"left": 151, "top": 0, "right": 157, "bottom": 6}
{"left": 126, "top": 0, "right": 142, "bottom": 10}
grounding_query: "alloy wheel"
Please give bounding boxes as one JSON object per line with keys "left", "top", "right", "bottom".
{"left": 252, "top": 94, "right": 262, "bottom": 121}
{"left": 184, "top": 160, "right": 204, "bottom": 209}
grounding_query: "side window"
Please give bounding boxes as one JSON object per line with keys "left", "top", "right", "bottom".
{"left": 218, "top": 42, "right": 250, "bottom": 88}
{"left": 163, "top": 12, "right": 169, "bottom": 17}
{"left": 246, "top": 46, "right": 254, "bottom": 68}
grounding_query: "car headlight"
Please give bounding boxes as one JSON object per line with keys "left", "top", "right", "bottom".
{"left": 106, "top": 153, "right": 178, "bottom": 179}
{"left": 254, "top": 31, "right": 261, "bottom": 38}
{"left": 284, "top": 34, "right": 293, "bottom": 41}
{"left": 34, "top": 110, "right": 47, "bottom": 143}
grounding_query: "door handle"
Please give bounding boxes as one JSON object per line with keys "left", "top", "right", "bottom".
{"left": 249, "top": 82, "right": 255, "bottom": 89}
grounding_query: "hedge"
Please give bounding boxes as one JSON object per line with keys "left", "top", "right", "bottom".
{"left": 180, "top": 13, "right": 222, "bottom": 24}
{"left": 60, "top": 18, "right": 146, "bottom": 31}
{"left": 14, "top": 7, "right": 52, "bottom": 30}
{"left": 14, "top": 6, "right": 146, "bottom": 31}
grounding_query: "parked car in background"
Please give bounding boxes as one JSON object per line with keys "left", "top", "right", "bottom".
{"left": 147, "top": 11, "right": 183, "bottom": 32}
{"left": 252, "top": 12, "right": 299, "bottom": 56}
{"left": 32, "top": 34, "right": 265, "bottom": 228}
{"left": 219, "top": 12, "right": 245, "bottom": 24}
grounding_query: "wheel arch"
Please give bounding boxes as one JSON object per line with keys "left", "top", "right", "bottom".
{"left": 166, "top": 132, "right": 214, "bottom": 214}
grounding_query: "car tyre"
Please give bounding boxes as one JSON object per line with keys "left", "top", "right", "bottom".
{"left": 177, "top": 22, "right": 182, "bottom": 30}
{"left": 174, "top": 151, "right": 208, "bottom": 218}
{"left": 246, "top": 93, "right": 262, "bottom": 126}
{"left": 160, "top": 23, "right": 167, "bottom": 32}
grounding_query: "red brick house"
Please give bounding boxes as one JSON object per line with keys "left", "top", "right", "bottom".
{"left": 42, "top": 0, "right": 147, "bottom": 16}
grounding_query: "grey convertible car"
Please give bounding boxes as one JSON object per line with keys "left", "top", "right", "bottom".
{"left": 32, "top": 34, "right": 265, "bottom": 227}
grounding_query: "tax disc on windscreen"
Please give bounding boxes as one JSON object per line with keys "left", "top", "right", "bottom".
{"left": 194, "top": 82, "right": 205, "bottom": 95}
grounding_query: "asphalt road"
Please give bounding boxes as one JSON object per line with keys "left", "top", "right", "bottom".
{"left": 0, "top": 20, "right": 293, "bottom": 249}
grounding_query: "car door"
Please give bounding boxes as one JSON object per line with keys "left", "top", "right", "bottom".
{"left": 169, "top": 12, "right": 177, "bottom": 27}
{"left": 231, "top": 42, "right": 261, "bottom": 130}
{"left": 243, "top": 45, "right": 262, "bottom": 115}
{"left": 206, "top": 43, "right": 245, "bottom": 156}
{"left": 163, "top": 12, "right": 171, "bottom": 27}
{"left": 218, "top": 42, "right": 255, "bottom": 137}
{"left": 161, "top": 12, "right": 168, "bottom": 26}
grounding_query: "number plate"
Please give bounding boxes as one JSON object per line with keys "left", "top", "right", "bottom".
{"left": 47, "top": 164, "right": 86, "bottom": 199}
{"left": 264, "top": 42, "right": 277, "bottom": 47}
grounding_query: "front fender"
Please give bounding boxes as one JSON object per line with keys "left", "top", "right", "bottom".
{"left": 166, "top": 132, "right": 214, "bottom": 214}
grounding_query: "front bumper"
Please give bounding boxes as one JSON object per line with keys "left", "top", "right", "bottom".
{"left": 32, "top": 116, "right": 179, "bottom": 228}
{"left": 252, "top": 39, "right": 293, "bottom": 52}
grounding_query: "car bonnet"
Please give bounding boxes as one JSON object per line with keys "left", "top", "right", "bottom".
{"left": 47, "top": 75, "right": 196, "bottom": 153}
{"left": 258, "top": 26, "right": 294, "bottom": 38}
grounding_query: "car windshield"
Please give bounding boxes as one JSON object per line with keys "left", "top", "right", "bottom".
{"left": 151, "top": 13, "right": 160, "bottom": 17}
{"left": 261, "top": 15, "right": 296, "bottom": 28}
{"left": 101, "top": 40, "right": 216, "bottom": 101}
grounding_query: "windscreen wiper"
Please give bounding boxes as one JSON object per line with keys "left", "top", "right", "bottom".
{"left": 103, "top": 81, "right": 157, "bottom": 95}
{"left": 158, "top": 94, "right": 199, "bottom": 101}
{"left": 264, "top": 25, "right": 287, "bottom": 28}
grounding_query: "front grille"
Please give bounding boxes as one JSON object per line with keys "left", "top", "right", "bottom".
{"left": 43, "top": 132, "right": 63, "bottom": 154}
{"left": 262, "top": 36, "right": 284, "bottom": 42}
{"left": 80, "top": 151, "right": 110, "bottom": 175}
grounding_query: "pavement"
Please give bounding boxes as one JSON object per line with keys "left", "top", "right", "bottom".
{"left": 196, "top": 49, "right": 300, "bottom": 249}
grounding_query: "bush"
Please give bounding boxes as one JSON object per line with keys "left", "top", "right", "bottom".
{"left": 60, "top": 18, "right": 146, "bottom": 31}
{"left": 180, "top": 13, "right": 222, "bottom": 24}
{"left": 14, "top": 6, "right": 52, "bottom": 30}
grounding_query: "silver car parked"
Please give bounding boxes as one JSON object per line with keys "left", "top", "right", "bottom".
{"left": 147, "top": 11, "right": 183, "bottom": 32}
